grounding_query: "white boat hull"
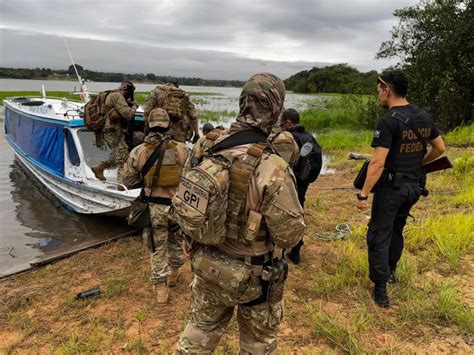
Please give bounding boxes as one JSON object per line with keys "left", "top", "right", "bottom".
{"left": 3, "top": 96, "right": 141, "bottom": 216}
{"left": 11, "top": 144, "right": 134, "bottom": 216}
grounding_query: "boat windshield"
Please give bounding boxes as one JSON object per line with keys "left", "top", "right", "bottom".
{"left": 77, "top": 130, "right": 112, "bottom": 167}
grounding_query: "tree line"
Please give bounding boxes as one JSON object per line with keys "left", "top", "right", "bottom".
{"left": 284, "top": 64, "right": 379, "bottom": 95}
{"left": 0, "top": 65, "right": 245, "bottom": 88}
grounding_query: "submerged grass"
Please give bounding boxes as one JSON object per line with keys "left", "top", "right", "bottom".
{"left": 198, "top": 109, "right": 237, "bottom": 122}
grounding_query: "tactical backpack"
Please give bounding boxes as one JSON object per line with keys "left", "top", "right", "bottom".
{"left": 159, "top": 86, "right": 187, "bottom": 121}
{"left": 296, "top": 142, "right": 322, "bottom": 183}
{"left": 172, "top": 153, "right": 234, "bottom": 246}
{"left": 82, "top": 90, "right": 114, "bottom": 131}
{"left": 172, "top": 130, "right": 271, "bottom": 246}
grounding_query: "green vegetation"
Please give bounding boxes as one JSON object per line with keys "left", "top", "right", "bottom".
{"left": 300, "top": 94, "right": 385, "bottom": 131}
{"left": 377, "top": 0, "right": 473, "bottom": 131}
{"left": 317, "top": 129, "right": 372, "bottom": 151}
{"left": 445, "top": 124, "right": 474, "bottom": 146}
{"left": 198, "top": 109, "right": 237, "bottom": 122}
{"left": 0, "top": 65, "right": 245, "bottom": 88}
{"left": 285, "top": 64, "right": 379, "bottom": 95}
{"left": 0, "top": 91, "right": 79, "bottom": 102}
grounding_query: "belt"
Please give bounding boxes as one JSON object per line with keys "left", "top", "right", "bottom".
{"left": 235, "top": 252, "right": 272, "bottom": 265}
{"left": 147, "top": 197, "right": 172, "bottom": 205}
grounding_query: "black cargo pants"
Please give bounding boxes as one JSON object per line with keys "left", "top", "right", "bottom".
{"left": 367, "top": 179, "right": 421, "bottom": 283}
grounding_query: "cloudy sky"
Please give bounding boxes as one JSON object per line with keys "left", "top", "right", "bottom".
{"left": 0, "top": 0, "right": 418, "bottom": 80}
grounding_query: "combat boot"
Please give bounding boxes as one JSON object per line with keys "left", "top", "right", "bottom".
{"left": 168, "top": 267, "right": 180, "bottom": 287}
{"left": 154, "top": 282, "right": 169, "bottom": 304}
{"left": 287, "top": 239, "right": 304, "bottom": 265}
{"left": 91, "top": 162, "right": 109, "bottom": 181}
{"left": 373, "top": 282, "right": 390, "bottom": 308}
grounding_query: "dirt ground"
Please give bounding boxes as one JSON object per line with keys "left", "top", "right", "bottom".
{"left": 1, "top": 152, "right": 473, "bottom": 353}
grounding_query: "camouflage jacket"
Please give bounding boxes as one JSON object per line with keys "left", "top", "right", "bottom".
{"left": 121, "top": 132, "right": 189, "bottom": 199}
{"left": 268, "top": 129, "right": 300, "bottom": 167}
{"left": 103, "top": 91, "right": 137, "bottom": 132}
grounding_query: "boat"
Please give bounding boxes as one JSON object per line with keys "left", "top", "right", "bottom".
{"left": 3, "top": 95, "right": 143, "bottom": 216}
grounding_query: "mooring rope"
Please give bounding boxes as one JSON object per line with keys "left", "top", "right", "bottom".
{"left": 308, "top": 223, "right": 353, "bottom": 241}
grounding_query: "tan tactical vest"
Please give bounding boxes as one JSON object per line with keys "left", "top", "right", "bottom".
{"left": 143, "top": 141, "right": 181, "bottom": 187}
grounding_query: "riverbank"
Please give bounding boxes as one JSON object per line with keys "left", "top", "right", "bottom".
{"left": 1, "top": 141, "right": 472, "bottom": 352}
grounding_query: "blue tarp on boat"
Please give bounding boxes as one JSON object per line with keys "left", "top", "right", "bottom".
{"left": 5, "top": 108, "right": 65, "bottom": 175}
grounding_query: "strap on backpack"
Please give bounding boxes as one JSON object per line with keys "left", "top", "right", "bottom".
{"left": 140, "top": 138, "right": 170, "bottom": 199}
{"left": 207, "top": 129, "right": 268, "bottom": 154}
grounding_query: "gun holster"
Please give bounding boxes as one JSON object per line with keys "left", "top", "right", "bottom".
{"left": 262, "top": 258, "right": 288, "bottom": 303}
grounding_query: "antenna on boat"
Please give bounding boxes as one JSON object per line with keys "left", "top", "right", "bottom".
{"left": 63, "top": 38, "right": 90, "bottom": 103}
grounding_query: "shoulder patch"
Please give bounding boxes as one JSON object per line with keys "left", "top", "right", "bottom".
{"left": 373, "top": 130, "right": 381, "bottom": 139}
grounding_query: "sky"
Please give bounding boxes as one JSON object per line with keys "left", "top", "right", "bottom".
{"left": 0, "top": 0, "right": 418, "bottom": 80}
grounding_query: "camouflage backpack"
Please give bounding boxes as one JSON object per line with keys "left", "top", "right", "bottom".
{"left": 159, "top": 86, "right": 187, "bottom": 121}
{"left": 82, "top": 90, "right": 114, "bottom": 131}
{"left": 172, "top": 153, "right": 234, "bottom": 246}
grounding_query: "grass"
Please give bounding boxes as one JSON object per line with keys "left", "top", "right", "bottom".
{"left": 317, "top": 129, "right": 373, "bottom": 150}
{"left": 310, "top": 304, "right": 363, "bottom": 354}
{"left": 445, "top": 124, "right": 474, "bottom": 146}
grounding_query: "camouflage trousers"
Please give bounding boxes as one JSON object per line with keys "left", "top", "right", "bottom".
{"left": 176, "top": 274, "right": 284, "bottom": 354}
{"left": 146, "top": 203, "right": 184, "bottom": 284}
{"left": 102, "top": 130, "right": 129, "bottom": 182}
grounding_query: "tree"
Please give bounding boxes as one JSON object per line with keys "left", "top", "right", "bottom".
{"left": 376, "top": 0, "right": 473, "bottom": 130}
{"left": 68, "top": 64, "right": 84, "bottom": 78}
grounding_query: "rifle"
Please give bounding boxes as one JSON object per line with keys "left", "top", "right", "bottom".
{"left": 422, "top": 155, "right": 452, "bottom": 174}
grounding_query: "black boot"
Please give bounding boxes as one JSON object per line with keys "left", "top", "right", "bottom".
{"left": 287, "top": 239, "right": 304, "bottom": 264}
{"left": 373, "top": 282, "right": 390, "bottom": 308}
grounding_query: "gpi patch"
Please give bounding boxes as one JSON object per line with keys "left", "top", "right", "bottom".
{"left": 176, "top": 176, "right": 209, "bottom": 214}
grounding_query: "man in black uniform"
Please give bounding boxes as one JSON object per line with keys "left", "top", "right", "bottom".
{"left": 280, "top": 108, "right": 322, "bottom": 264}
{"left": 356, "top": 71, "right": 445, "bottom": 307}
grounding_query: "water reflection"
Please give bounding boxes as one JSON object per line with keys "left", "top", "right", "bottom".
{"left": 10, "top": 161, "right": 130, "bottom": 248}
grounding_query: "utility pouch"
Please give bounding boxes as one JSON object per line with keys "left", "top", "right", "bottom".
{"left": 128, "top": 193, "right": 150, "bottom": 228}
{"left": 242, "top": 210, "right": 263, "bottom": 244}
{"left": 191, "top": 248, "right": 261, "bottom": 301}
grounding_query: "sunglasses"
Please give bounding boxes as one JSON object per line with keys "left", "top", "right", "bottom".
{"left": 377, "top": 76, "right": 389, "bottom": 87}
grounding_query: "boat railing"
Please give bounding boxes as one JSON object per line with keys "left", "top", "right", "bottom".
{"left": 6, "top": 95, "right": 83, "bottom": 104}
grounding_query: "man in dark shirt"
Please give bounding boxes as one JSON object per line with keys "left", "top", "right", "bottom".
{"left": 356, "top": 71, "right": 445, "bottom": 307}
{"left": 281, "top": 108, "right": 322, "bottom": 264}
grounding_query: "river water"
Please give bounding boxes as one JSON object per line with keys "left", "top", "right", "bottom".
{"left": 0, "top": 79, "right": 331, "bottom": 278}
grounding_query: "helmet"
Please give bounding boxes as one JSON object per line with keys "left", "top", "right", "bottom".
{"left": 148, "top": 108, "right": 170, "bottom": 129}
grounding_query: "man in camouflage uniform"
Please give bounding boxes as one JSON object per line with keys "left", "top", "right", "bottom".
{"left": 91, "top": 81, "right": 138, "bottom": 182}
{"left": 175, "top": 73, "right": 306, "bottom": 354}
{"left": 186, "top": 125, "right": 227, "bottom": 169}
{"left": 121, "top": 108, "right": 188, "bottom": 304}
{"left": 143, "top": 78, "right": 200, "bottom": 143}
